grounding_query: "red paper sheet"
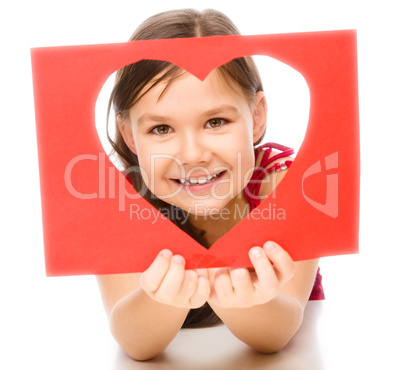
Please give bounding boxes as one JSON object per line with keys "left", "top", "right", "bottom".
{"left": 31, "top": 31, "right": 360, "bottom": 276}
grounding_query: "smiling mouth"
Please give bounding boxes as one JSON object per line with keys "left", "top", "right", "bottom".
{"left": 173, "top": 171, "right": 226, "bottom": 186}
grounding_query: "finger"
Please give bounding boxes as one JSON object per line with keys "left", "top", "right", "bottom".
{"left": 189, "top": 275, "right": 210, "bottom": 308}
{"left": 229, "top": 268, "right": 253, "bottom": 302}
{"left": 195, "top": 268, "right": 209, "bottom": 279}
{"left": 140, "top": 249, "right": 173, "bottom": 293}
{"left": 179, "top": 270, "right": 198, "bottom": 300}
{"left": 249, "top": 246, "right": 278, "bottom": 294}
{"left": 156, "top": 254, "right": 186, "bottom": 301}
{"left": 212, "top": 268, "right": 234, "bottom": 306}
{"left": 263, "top": 241, "right": 295, "bottom": 285}
{"left": 206, "top": 268, "right": 219, "bottom": 285}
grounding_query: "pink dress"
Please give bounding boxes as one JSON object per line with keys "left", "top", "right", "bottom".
{"left": 243, "top": 142, "right": 325, "bottom": 300}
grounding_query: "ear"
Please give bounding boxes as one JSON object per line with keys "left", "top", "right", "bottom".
{"left": 117, "top": 114, "right": 137, "bottom": 155}
{"left": 252, "top": 91, "right": 267, "bottom": 144}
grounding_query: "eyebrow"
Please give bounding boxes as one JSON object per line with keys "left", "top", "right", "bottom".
{"left": 137, "top": 114, "right": 168, "bottom": 126}
{"left": 203, "top": 105, "right": 240, "bottom": 117}
{"left": 136, "top": 104, "right": 240, "bottom": 126}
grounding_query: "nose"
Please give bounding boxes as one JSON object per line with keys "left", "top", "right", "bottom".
{"left": 177, "top": 131, "right": 212, "bottom": 165}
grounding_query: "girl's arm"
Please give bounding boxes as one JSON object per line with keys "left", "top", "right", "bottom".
{"left": 207, "top": 157, "right": 319, "bottom": 353}
{"left": 207, "top": 247, "right": 319, "bottom": 353}
{"left": 96, "top": 250, "right": 209, "bottom": 361}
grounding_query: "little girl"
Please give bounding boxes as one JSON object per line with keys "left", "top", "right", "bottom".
{"left": 96, "top": 8, "right": 324, "bottom": 361}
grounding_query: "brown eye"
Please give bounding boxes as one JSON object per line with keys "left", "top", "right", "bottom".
{"left": 207, "top": 118, "right": 225, "bottom": 128}
{"left": 152, "top": 125, "right": 171, "bottom": 135}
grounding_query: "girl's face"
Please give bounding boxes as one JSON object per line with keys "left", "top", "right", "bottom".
{"left": 119, "top": 69, "right": 266, "bottom": 216}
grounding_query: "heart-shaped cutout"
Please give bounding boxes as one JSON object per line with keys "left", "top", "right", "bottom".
{"left": 96, "top": 55, "right": 310, "bottom": 172}
{"left": 95, "top": 55, "right": 310, "bottom": 252}
{"left": 31, "top": 32, "right": 360, "bottom": 276}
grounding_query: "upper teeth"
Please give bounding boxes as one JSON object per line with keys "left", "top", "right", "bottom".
{"left": 179, "top": 173, "right": 219, "bottom": 185}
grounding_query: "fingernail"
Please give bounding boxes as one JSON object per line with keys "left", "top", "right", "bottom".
{"left": 161, "top": 249, "right": 173, "bottom": 259}
{"left": 264, "top": 241, "right": 276, "bottom": 252}
{"left": 250, "top": 247, "right": 263, "bottom": 258}
{"left": 173, "top": 255, "right": 185, "bottom": 264}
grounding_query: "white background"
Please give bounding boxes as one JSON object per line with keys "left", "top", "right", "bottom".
{"left": 1, "top": 0, "right": 401, "bottom": 368}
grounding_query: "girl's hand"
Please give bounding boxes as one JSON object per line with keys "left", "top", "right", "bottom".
{"left": 207, "top": 241, "right": 295, "bottom": 308}
{"left": 140, "top": 249, "right": 210, "bottom": 309}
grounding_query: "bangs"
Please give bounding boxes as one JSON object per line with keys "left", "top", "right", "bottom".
{"left": 113, "top": 60, "right": 184, "bottom": 119}
{"left": 139, "top": 64, "right": 186, "bottom": 104}
{"left": 218, "top": 57, "right": 262, "bottom": 104}
{"left": 125, "top": 57, "right": 261, "bottom": 116}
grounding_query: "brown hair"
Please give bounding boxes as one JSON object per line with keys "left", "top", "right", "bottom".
{"left": 107, "top": 9, "right": 264, "bottom": 328}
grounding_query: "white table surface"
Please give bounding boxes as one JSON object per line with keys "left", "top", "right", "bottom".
{"left": 2, "top": 253, "right": 401, "bottom": 370}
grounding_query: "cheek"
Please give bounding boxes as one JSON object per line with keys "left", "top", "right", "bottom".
{"left": 137, "top": 153, "right": 181, "bottom": 191}
{"left": 235, "top": 137, "right": 256, "bottom": 188}
{"left": 134, "top": 145, "right": 153, "bottom": 186}
{"left": 225, "top": 132, "right": 255, "bottom": 170}
{"left": 219, "top": 143, "right": 255, "bottom": 192}
{"left": 241, "top": 152, "right": 256, "bottom": 187}
{"left": 137, "top": 159, "right": 151, "bottom": 186}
